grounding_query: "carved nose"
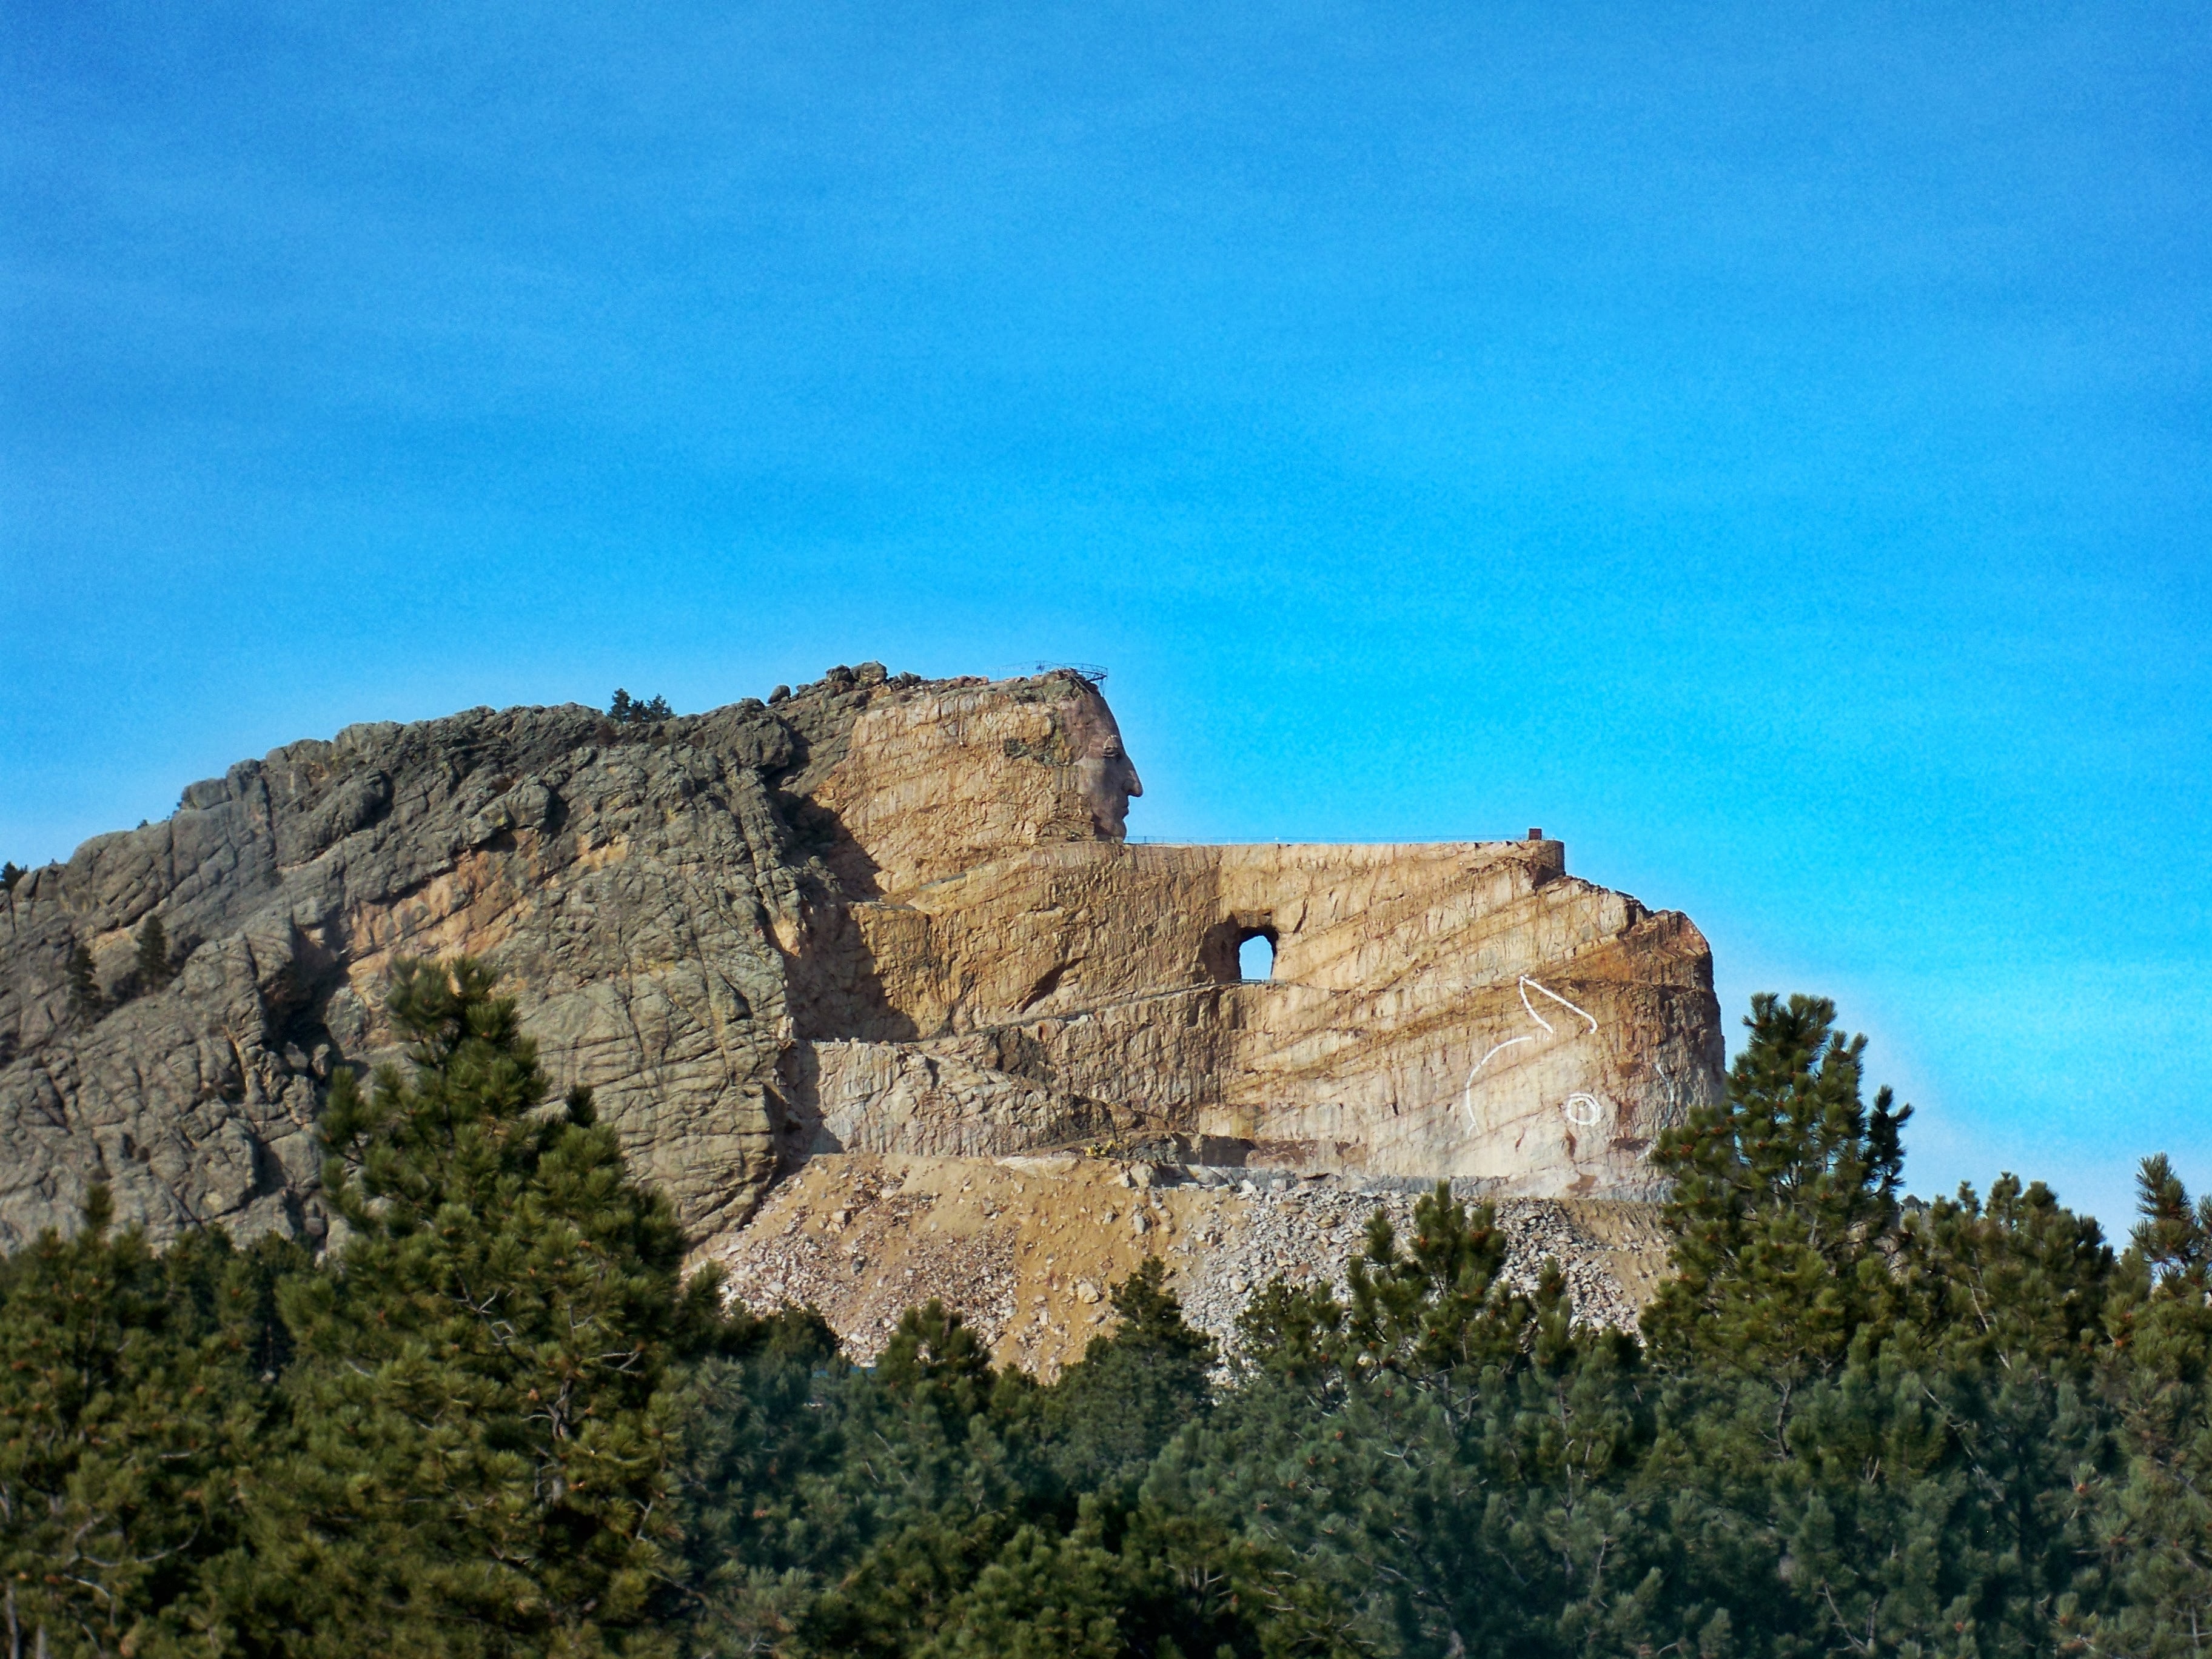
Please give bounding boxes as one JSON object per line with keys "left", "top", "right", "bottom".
{"left": 1124, "top": 765, "right": 1143, "bottom": 799}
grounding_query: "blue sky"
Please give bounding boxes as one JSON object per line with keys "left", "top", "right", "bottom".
{"left": 5, "top": 1, "right": 2207, "bottom": 1232}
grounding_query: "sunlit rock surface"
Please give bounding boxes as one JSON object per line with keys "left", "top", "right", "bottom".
{"left": 0, "top": 664, "right": 1720, "bottom": 1340}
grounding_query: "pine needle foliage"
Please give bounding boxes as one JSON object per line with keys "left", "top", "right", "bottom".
{"left": 2083, "top": 1157, "right": 2212, "bottom": 1656}
{"left": 1643, "top": 991, "right": 1911, "bottom": 1381}
{"left": 1043, "top": 1259, "right": 1216, "bottom": 1496}
{"left": 8, "top": 977, "right": 2212, "bottom": 1655}
{"left": 133, "top": 914, "right": 173, "bottom": 994}
{"left": 230, "top": 956, "right": 733, "bottom": 1658}
{"left": 67, "top": 942, "right": 102, "bottom": 1021}
{"left": 0, "top": 1187, "right": 300, "bottom": 1659}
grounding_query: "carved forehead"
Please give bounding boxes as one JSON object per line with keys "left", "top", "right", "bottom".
{"left": 1057, "top": 689, "right": 1128, "bottom": 756}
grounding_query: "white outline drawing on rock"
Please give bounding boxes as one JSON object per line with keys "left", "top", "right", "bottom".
{"left": 1460, "top": 975, "right": 1601, "bottom": 1130}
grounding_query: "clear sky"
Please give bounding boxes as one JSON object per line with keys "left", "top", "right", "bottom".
{"left": 4, "top": 2, "right": 2207, "bottom": 1232}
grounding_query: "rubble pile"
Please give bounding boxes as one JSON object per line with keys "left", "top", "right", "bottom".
{"left": 712, "top": 1153, "right": 1673, "bottom": 1374}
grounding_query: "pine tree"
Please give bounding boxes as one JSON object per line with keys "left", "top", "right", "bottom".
{"left": 67, "top": 941, "right": 103, "bottom": 1021}
{"left": 2083, "top": 1155, "right": 2212, "bottom": 1655}
{"left": 229, "top": 957, "right": 732, "bottom": 1658}
{"left": 795, "top": 1301, "right": 1041, "bottom": 1658}
{"left": 671, "top": 1306, "right": 853, "bottom": 1654}
{"left": 1642, "top": 992, "right": 1910, "bottom": 1382}
{"left": 1043, "top": 1258, "right": 1215, "bottom": 1496}
{"left": 1233, "top": 1183, "right": 1542, "bottom": 1387}
{"left": 1894, "top": 1174, "right": 2116, "bottom": 1374}
{"left": 1191, "top": 1188, "right": 1619, "bottom": 1657}
{"left": 1341, "top": 1181, "right": 1538, "bottom": 1378}
{"left": 134, "top": 913, "right": 173, "bottom": 993}
{"left": 0, "top": 1187, "right": 301, "bottom": 1658}
{"left": 1, "top": 860, "right": 24, "bottom": 893}
{"left": 917, "top": 1526, "right": 1125, "bottom": 1659}
{"left": 1635, "top": 1002, "right": 2131, "bottom": 1657}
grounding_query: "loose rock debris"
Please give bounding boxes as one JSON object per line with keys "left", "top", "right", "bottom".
{"left": 709, "top": 1153, "right": 1672, "bottom": 1376}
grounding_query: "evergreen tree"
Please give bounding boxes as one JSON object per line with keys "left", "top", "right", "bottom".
{"left": 1643, "top": 991, "right": 1910, "bottom": 1382}
{"left": 794, "top": 1301, "right": 1045, "bottom": 1658}
{"left": 1340, "top": 1182, "right": 1539, "bottom": 1377}
{"left": 671, "top": 1305, "right": 854, "bottom": 1655}
{"left": 1894, "top": 1174, "right": 2116, "bottom": 1373}
{"left": 0, "top": 1187, "right": 301, "bottom": 1659}
{"left": 67, "top": 942, "right": 103, "bottom": 1021}
{"left": 930, "top": 1264, "right": 1239, "bottom": 1659}
{"left": 2083, "top": 1156, "right": 2212, "bottom": 1656}
{"left": 227, "top": 957, "right": 733, "bottom": 1658}
{"left": 1637, "top": 1008, "right": 2117, "bottom": 1657}
{"left": 709, "top": 1265, "right": 1236, "bottom": 1659}
{"left": 608, "top": 691, "right": 672, "bottom": 726}
{"left": 1185, "top": 1187, "right": 1658, "bottom": 1658}
{"left": 1, "top": 860, "right": 24, "bottom": 894}
{"left": 916, "top": 1524, "right": 1125, "bottom": 1659}
{"left": 4, "top": 981, "right": 2198, "bottom": 1654}
{"left": 134, "top": 913, "right": 173, "bottom": 994}
{"left": 1042, "top": 1258, "right": 1215, "bottom": 1496}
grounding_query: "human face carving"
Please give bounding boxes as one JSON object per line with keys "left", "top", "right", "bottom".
{"left": 1062, "top": 691, "right": 1144, "bottom": 839}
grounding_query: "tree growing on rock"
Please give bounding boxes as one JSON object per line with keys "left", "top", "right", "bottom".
{"left": 608, "top": 689, "right": 672, "bottom": 725}
{"left": 66, "top": 941, "right": 103, "bottom": 1021}
{"left": 133, "top": 913, "right": 174, "bottom": 993}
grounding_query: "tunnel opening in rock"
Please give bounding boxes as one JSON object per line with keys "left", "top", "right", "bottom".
{"left": 1237, "top": 929, "right": 1276, "bottom": 982}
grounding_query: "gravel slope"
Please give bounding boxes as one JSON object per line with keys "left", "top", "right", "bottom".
{"left": 709, "top": 1152, "right": 1672, "bottom": 1375}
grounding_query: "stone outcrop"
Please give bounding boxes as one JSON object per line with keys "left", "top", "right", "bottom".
{"left": 794, "top": 837, "right": 1717, "bottom": 1201}
{"left": 0, "top": 663, "right": 1722, "bottom": 1339}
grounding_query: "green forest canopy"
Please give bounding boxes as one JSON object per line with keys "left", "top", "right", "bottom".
{"left": 2, "top": 962, "right": 2208, "bottom": 1658}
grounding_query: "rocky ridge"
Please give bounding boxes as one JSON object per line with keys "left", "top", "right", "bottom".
{"left": 1, "top": 664, "right": 1719, "bottom": 1350}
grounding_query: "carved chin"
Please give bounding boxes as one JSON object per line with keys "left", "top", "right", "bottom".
{"left": 1091, "top": 798, "right": 1129, "bottom": 837}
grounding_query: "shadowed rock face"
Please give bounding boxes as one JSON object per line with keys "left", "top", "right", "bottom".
{"left": 0, "top": 665, "right": 1721, "bottom": 1256}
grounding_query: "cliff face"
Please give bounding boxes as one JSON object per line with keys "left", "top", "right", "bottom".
{"left": 801, "top": 838, "right": 1718, "bottom": 1199}
{"left": 0, "top": 665, "right": 1722, "bottom": 1353}
{"left": 0, "top": 666, "right": 1153, "bottom": 1250}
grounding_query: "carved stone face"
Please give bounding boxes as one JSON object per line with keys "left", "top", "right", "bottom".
{"left": 1062, "top": 691, "right": 1143, "bottom": 839}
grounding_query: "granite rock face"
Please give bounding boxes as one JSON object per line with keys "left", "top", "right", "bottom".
{"left": 0, "top": 665, "right": 1723, "bottom": 1279}
{"left": 800, "top": 839, "right": 1719, "bottom": 1202}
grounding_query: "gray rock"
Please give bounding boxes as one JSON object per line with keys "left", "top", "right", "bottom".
{"left": 0, "top": 684, "right": 892, "bottom": 1250}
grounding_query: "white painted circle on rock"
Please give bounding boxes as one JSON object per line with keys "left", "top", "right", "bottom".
{"left": 1563, "top": 1093, "right": 1604, "bottom": 1125}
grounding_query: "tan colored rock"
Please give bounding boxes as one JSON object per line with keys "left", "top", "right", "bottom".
{"left": 803, "top": 672, "right": 1142, "bottom": 897}
{"left": 711, "top": 1152, "right": 1675, "bottom": 1373}
{"left": 773, "top": 674, "right": 1721, "bottom": 1209}
{"left": 1, "top": 663, "right": 1718, "bottom": 1339}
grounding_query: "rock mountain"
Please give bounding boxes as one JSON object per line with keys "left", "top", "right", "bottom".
{"left": 0, "top": 666, "right": 1722, "bottom": 1359}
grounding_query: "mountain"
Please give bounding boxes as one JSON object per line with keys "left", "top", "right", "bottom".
{"left": 0, "top": 663, "right": 1721, "bottom": 1364}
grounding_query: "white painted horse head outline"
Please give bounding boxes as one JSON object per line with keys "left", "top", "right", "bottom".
{"left": 1460, "top": 975, "right": 1602, "bottom": 1131}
